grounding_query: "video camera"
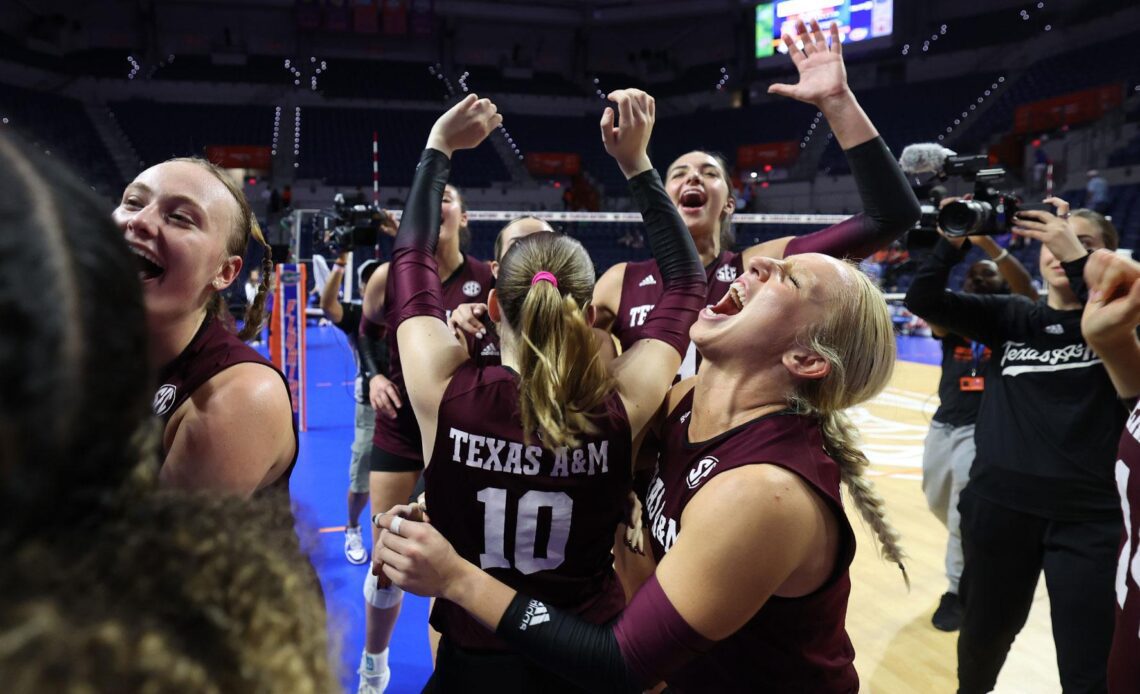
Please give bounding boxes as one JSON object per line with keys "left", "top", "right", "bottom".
{"left": 312, "top": 193, "right": 394, "bottom": 256}
{"left": 901, "top": 144, "right": 1049, "bottom": 243}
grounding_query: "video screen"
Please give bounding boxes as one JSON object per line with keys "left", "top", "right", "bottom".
{"left": 756, "top": 0, "right": 894, "bottom": 59}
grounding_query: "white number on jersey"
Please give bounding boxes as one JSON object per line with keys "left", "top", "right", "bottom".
{"left": 477, "top": 487, "right": 573, "bottom": 575}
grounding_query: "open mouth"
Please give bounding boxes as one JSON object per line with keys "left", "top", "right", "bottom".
{"left": 679, "top": 189, "right": 707, "bottom": 212}
{"left": 707, "top": 281, "right": 747, "bottom": 317}
{"left": 130, "top": 246, "right": 166, "bottom": 281}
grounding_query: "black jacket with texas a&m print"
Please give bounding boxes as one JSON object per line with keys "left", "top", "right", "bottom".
{"left": 906, "top": 239, "right": 1129, "bottom": 521}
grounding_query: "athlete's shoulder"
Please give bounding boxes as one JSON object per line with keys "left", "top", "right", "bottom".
{"left": 197, "top": 362, "right": 292, "bottom": 417}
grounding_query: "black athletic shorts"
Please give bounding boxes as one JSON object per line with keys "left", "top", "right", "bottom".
{"left": 368, "top": 445, "right": 422, "bottom": 473}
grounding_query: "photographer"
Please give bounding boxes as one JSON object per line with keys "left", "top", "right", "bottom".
{"left": 921, "top": 208, "right": 1036, "bottom": 633}
{"left": 319, "top": 253, "right": 394, "bottom": 565}
{"left": 906, "top": 197, "right": 1128, "bottom": 692}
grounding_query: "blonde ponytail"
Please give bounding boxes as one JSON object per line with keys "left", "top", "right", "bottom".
{"left": 496, "top": 233, "right": 614, "bottom": 448}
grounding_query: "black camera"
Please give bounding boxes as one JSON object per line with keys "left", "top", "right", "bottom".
{"left": 313, "top": 194, "right": 393, "bottom": 256}
{"left": 936, "top": 156, "right": 1048, "bottom": 237}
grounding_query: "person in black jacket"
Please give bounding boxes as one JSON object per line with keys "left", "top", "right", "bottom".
{"left": 921, "top": 229, "right": 1036, "bottom": 633}
{"left": 906, "top": 197, "right": 1127, "bottom": 693}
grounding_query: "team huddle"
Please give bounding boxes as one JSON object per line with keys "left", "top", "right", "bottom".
{"left": 8, "top": 16, "right": 1139, "bottom": 694}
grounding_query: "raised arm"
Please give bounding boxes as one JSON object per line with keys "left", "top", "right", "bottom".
{"left": 1082, "top": 250, "right": 1140, "bottom": 399}
{"left": 970, "top": 235, "right": 1037, "bottom": 300}
{"left": 600, "top": 89, "right": 706, "bottom": 437}
{"left": 744, "top": 20, "right": 919, "bottom": 265}
{"left": 389, "top": 96, "right": 502, "bottom": 458}
{"left": 319, "top": 252, "right": 348, "bottom": 324}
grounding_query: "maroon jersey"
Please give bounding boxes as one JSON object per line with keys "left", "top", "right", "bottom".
{"left": 1110, "top": 404, "right": 1140, "bottom": 694}
{"left": 425, "top": 361, "right": 632, "bottom": 652}
{"left": 374, "top": 255, "right": 497, "bottom": 460}
{"left": 152, "top": 315, "right": 297, "bottom": 490}
{"left": 615, "top": 251, "right": 743, "bottom": 378}
{"left": 645, "top": 389, "right": 858, "bottom": 693}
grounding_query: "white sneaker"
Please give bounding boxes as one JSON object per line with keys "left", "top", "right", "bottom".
{"left": 358, "top": 652, "right": 390, "bottom": 694}
{"left": 345, "top": 525, "right": 368, "bottom": 565}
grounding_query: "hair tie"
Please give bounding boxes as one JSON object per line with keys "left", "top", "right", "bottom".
{"left": 530, "top": 271, "right": 558, "bottom": 288}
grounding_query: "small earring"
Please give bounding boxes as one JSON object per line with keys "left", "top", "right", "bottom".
{"left": 212, "top": 279, "right": 223, "bottom": 289}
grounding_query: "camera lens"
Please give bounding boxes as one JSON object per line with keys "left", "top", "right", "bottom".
{"left": 939, "top": 199, "right": 992, "bottom": 237}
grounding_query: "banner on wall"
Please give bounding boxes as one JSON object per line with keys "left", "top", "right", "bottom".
{"left": 525, "top": 152, "right": 581, "bottom": 176}
{"left": 271, "top": 263, "right": 307, "bottom": 432}
{"left": 736, "top": 141, "right": 799, "bottom": 169}
{"left": 1013, "top": 84, "right": 1124, "bottom": 134}
{"left": 205, "top": 145, "right": 272, "bottom": 170}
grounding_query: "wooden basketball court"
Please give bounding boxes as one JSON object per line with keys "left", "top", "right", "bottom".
{"left": 846, "top": 359, "right": 1059, "bottom": 693}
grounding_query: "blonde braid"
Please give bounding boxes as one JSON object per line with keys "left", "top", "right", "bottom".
{"left": 821, "top": 411, "right": 910, "bottom": 589}
{"left": 789, "top": 261, "right": 908, "bottom": 588}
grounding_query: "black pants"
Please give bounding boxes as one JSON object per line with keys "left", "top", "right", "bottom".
{"left": 422, "top": 637, "right": 590, "bottom": 693}
{"left": 957, "top": 488, "right": 1118, "bottom": 694}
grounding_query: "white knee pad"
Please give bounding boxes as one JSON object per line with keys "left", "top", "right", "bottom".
{"left": 363, "top": 571, "right": 404, "bottom": 609}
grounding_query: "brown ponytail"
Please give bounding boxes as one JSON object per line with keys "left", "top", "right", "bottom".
{"left": 167, "top": 157, "right": 272, "bottom": 340}
{"left": 496, "top": 233, "right": 614, "bottom": 448}
{"left": 789, "top": 262, "right": 909, "bottom": 586}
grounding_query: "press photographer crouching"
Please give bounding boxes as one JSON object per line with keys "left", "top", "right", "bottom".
{"left": 919, "top": 197, "right": 1037, "bottom": 633}
{"left": 906, "top": 195, "right": 1127, "bottom": 693}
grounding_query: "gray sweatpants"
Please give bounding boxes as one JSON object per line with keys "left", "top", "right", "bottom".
{"left": 921, "top": 421, "right": 976, "bottom": 594}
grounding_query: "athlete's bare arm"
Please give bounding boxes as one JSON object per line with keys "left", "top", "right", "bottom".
{"left": 161, "top": 363, "right": 295, "bottom": 496}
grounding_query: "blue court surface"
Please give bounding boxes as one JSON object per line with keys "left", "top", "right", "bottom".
{"left": 287, "top": 324, "right": 942, "bottom": 692}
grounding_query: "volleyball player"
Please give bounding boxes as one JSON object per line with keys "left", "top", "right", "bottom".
{"left": 374, "top": 247, "right": 907, "bottom": 693}
{"left": 113, "top": 157, "right": 296, "bottom": 496}
{"left": 374, "top": 87, "right": 705, "bottom": 690}
{"left": 1080, "top": 250, "right": 1140, "bottom": 694}
{"left": 906, "top": 199, "right": 1127, "bottom": 692}
{"left": 357, "top": 173, "right": 497, "bottom": 692}
{"left": 594, "top": 20, "right": 919, "bottom": 378}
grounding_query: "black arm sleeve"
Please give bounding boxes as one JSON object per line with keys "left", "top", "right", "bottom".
{"left": 394, "top": 148, "right": 451, "bottom": 254}
{"left": 846, "top": 136, "right": 922, "bottom": 239}
{"left": 1061, "top": 253, "right": 1091, "bottom": 305}
{"left": 357, "top": 319, "right": 388, "bottom": 381}
{"left": 784, "top": 137, "right": 921, "bottom": 260}
{"left": 628, "top": 169, "right": 705, "bottom": 286}
{"left": 904, "top": 238, "right": 1021, "bottom": 347}
{"left": 388, "top": 148, "right": 451, "bottom": 329}
{"left": 495, "top": 594, "right": 643, "bottom": 694}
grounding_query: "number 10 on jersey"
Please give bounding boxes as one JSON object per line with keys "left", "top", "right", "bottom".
{"left": 477, "top": 487, "right": 573, "bottom": 575}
